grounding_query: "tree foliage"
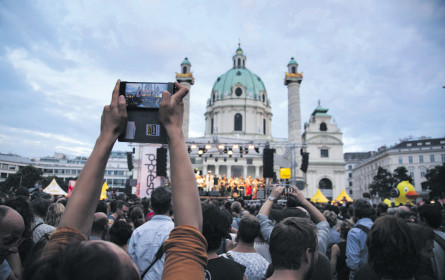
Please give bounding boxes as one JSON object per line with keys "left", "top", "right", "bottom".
{"left": 422, "top": 163, "right": 445, "bottom": 199}
{"left": 2, "top": 165, "right": 43, "bottom": 191}
{"left": 369, "top": 167, "right": 396, "bottom": 199}
{"left": 393, "top": 166, "right": 413, "bottom": 184}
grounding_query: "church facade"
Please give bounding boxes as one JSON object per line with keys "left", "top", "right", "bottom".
{"left": 135, "top": 44, "right": 346, "bottom": 199}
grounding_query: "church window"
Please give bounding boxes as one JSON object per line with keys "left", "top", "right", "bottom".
{"left": 217, "top": 77, "right": 221, "bottom": 82}
{"left": 237, "top": 58, "right": 241, "bottom": 68}
{"left": 320, "top": 122, "right": 327, "bottom": 131}
{"left": 321, "top": 149, "right": 329, "bottom": 158}
{"left": 236, "top": 71, "right": 241, "bottom": 76}
{"left": 211, "top": 118, "right": 214, "bottom": 134}
{"left": 291, "top": 66, "right": 296, "bottom": 74}
{"left": 257, "top": 77, "right": 261, "bottom": 81}
{"left": 243, "top": 60, "right": 245, "bottom": 68}
{"left": 319, "top": 178, "right": 332, "bottom": 189}
{"left": 182, "top": 66, "right": 187, "bottom": 74}
{"left": 213, "top": 93, "right": 216, "bottom": 102}
{"left": 235, "top": 87, "right": 242, "bottom": 97}
{"left": 262, "top": 94, "right": 265, "bottom": 102}
{"left": 263, "top": 119, "right": 266, "bottom": 135}
{"left": 234, "top": 113, "right": 242, "bottom": 131}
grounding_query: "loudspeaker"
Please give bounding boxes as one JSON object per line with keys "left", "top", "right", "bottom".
{"left": 263, "top": 148, "right": 275, "bottom": 178}
{"left": 156, "top": 147, "right": 167, "bottom": 177}
{"left": 300, "top": 151, "right": 309, "bottom": 173}
{"left": 127, "top": 152, "right": 134, "bottom": 171}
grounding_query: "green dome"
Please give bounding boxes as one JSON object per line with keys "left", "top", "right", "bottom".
{"left": 211, "top": 67, "right": 267, "bottom": 101}
{"left": 288, "top": 57, "right": 298, "bottom": 65}
{"left": 181, "top": 57, "right": 191, "bottom": 65}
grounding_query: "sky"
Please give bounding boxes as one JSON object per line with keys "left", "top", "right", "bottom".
{"left": 1, "top": 0, "right": 444, "bottom": 158}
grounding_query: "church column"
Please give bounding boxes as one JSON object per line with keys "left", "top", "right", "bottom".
{"left": 255, "top": 165, "right": 260, "bottom": 178}
{"left": 243, "top": 165, "right": 248, "bottom": 178}
{"left": 203, "top": 165, "right": 207, "bottom": 175}
{"left": 176, "top": 57, "right": 194, "bottom": 138}
{"left": 284, "top": 57, "right": 303, "bottom": 143}
{"left": 227, "top": 164, "right": 232, "bottom": 178}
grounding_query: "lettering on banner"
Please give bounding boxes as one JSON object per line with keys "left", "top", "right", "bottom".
{"left": 144, "top": 152, "right": 157, "bottom": 196}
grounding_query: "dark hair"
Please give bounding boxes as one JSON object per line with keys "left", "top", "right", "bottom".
{"left": 115, "top": 200, "right": 129, "bottom": 211}
{"left": 238, "top": 214, "right": 260, "bottom": 243}
{"left": 377, "top": 203, "right": 388, "bottom": 214}
{"left": 24, "top": 240, "right": 139, "bottom": 280}
{"left": 418, "top": 203, "right": 442, "bottom": 229}
{"left": 150, "top": 187, "right": 171, "bottom": 214}
{"left": 367, "top": 216, "right": 421, "bottom": 279}
{"left": 16, "top": 187, "right": 30, "bottom": 198}
{"left": 95, "top": 200, "right": 108, "bottom": 214}
{"left": 202, "top": 204, "right": 232, "bottom": 251}
{"left": 352, "top": 198, "right": 373, "bottom": 219}
{"left": 286, "top": 195, "right": 298, "bottom": 208}
{"left": 408, "top": 223, "right": 434, "bottom": 254}
{"left": 108, "top": 221, "right": 133, "bottom": 247}
{"left": 91, "top": 215, "right": 108, "bottom": 237}
{"left": 5, "top": 196, "right": 34, "bottom": 236}
{"left": 129, "top": 207, "right": 144, "bottom": 229}
{"left": 339, "top": 220, "right": 353, "bottom": 239}
{"left": 31, "top": 198, "right": 51, "bottom": 218}
{"left": 269, "top": 217, "right": 317, "bottom": 270}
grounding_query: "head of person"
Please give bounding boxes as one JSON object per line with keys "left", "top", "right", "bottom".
{"left": 45, "top": 203, "right": 65, "bottom": 227}
{"left": 5, "top": 196, "right": 34, "bottom": 236}
{"left": 24, "top": 227, "right": 139, "bottom": 280}
{"left": 269, "top": 217, "right": 318, "bottom": 277}
{"left": 366, "top": 215, "right": 421, "bottom": 279}
{"left": 339, "top": 220, "right": 353, "bottom": 239}
{"left": 0, "top": 206, "right": 25, "bottom": 263}
{"left": 16, "top": 187, "right": 30, "bottom": 198}
{"left": 407, "top": 223, "right": 435, "bottom": 260}
{"left": 352, "top": 198, "right": 373, "bottom": 221}
{"left": 31, "top": 198, "right": 52, "bottom": 218}
{"left": 129, "top": 206, "right": 144, "bottom": 229}
{"left": 286, "top": 194, "right": 299, "bottom": 208}
{"left": 114, "top": 200, "right": 129, "bottom": 218}
{"left": 418, "top": 203, "right": 442, "bottom": 229}
{"left": 323, "top": 210, "right": 337, "bottom": 228}
{"left": 237, "top": 214, "right": 260, "bottom": 243}
{"left": 201, "top": 204, "right": 232, "bottom": 252}
{"left": 108, "top": 220, "right": 133, "bottom": 248}
{"left": 91, "top": 212, "right": 108, "bottom": 240}
{"left": 231, "top": 201, "right": 242, "bottom": 215}
{"left": 150, "top": 187, "right": 172, "bottom": 215}
{"left": 376, "top": 202, "right": 388, "bottom": 216}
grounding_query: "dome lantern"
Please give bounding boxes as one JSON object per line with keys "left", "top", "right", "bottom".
{"left": 232, "top": 42, "right": 246, "bottom": 69}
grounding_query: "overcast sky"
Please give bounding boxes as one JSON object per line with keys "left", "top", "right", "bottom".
{"left": 1, "top": 0, "right": 444, "bottom": 158}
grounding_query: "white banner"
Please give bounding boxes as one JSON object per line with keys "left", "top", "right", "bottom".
{"left": 138, "top": 145, "right": 162, "bottom": 198}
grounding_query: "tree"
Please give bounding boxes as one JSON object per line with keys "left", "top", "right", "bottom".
{"left": 2, "top": 165, "right": 43, "bottom": 191}
{"left": 422, "top": 163, "right": 445, "bottom": 199}
{"left": 393, "top": 166, "right": 413, "bottom": 184}
{"left": 369, "top": 167, "right": 396, "bottom": 199}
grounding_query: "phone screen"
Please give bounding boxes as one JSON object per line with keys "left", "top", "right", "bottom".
{"left": 123, "top": 82, "right": 168, "bottom": 109}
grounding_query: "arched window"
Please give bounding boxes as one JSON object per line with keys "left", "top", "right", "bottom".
{"left": 182, "top": 66, "right": 187, "bottom": 74}
{"left": 237, "top": 58, "right": 241, "bottom": 68}
{"left": 211, "top": 118, "right": 214, "bottom": 134}
{"left": 319, "top": 178, "right": 332, "bottom": 189}
{"left": 235, "top": 87, "right": 242, "bottom": 97}
{"left": 262, "top": 94, "right": 265, "bottom": 102}
{"left": 291, "top": 66, "right": 296, "bottom": 74}
{"left": 234, "top": 113, "right": 242, "bottom": 131}
{"left": 263, "top": 119, "right": 266, "bottom": 135}
{"left": 243, "top": 60, "right": 245, "bottom": 68}
{"left": 213, "top": 93, "right": 216, "bottom": 102}
{"left": 320, "top": 122, "right": 327, "bottom": 131}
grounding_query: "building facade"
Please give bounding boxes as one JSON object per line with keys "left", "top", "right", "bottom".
{"left": 344, "top": 152, "right": 373, "bottom": 197}
{"left": 0, "top": 153, "right": 34, "bottom": 183}
{"left": 351, "top": 137, "right": 445, "bottom": 199}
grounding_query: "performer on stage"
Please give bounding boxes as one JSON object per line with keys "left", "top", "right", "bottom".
{"left": 205, "top": 171, "right": 214, "bottom": 191}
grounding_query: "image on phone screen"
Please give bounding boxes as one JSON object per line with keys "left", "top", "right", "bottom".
{"left": 124, "top": 82, "right": 167, "bottom": 109}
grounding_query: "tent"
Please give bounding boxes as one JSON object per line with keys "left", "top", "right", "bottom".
{"left": 43, "top": 179, "right": 68, "bottom": 196}
{"left": 334, "top": 189, "right": 354, "bottom": 203}
{"left": 310, "top": 189, "right": 329, "bottom": 203}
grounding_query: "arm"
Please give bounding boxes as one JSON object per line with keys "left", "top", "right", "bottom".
{"left": 158, "top": 82, "right": 202, "bottom": 231}
{"left": 60, "top": 80, "right": 127, "bottom": 235}
{"left": 289, "top": 186, "right": 326, "bottom": 224}
{"left": 330, "top": 244, "right": 340, "bottom": 276}
{"left": 5, "top": 253, "right": 21, "bottom": 280}
{"left": 257, "top": 185, "right": 284, "bottom": 242}
{"left": 345, "top": 229, "right": 360, "bottom": 272}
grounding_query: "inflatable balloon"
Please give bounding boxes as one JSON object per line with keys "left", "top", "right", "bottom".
{"left": 389, "top": 181, "right": 419, "bottom": 206}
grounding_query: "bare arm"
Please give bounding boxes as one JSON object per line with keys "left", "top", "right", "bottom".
{"left": 330, "top": 244, "right": 340, "bottom": 276}
{"left": 159, "top": 82, "right": 202, "bottom": 231}
{"left": 289, "top": 186, "right": 326, "bottom": 224}
{"left": 60, "top": 80, "right": 127, "bottom": 235}
{"left": 257, "top": 185, "right": 284, "bottom": 217}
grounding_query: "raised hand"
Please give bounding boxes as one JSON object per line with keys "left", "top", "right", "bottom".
{"left": 100, "top": 79, "right": 127, "bottom": 140}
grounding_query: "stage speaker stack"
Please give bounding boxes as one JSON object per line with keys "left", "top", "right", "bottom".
{"left": 156, "top": 147, "right": 167, "bottom": 177}
{"left": 263, "top": 148, "right": 275, "bottom": 178}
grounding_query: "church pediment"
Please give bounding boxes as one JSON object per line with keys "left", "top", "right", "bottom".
{"left": 306, "top": 135, "right": 342, "bottom": 145}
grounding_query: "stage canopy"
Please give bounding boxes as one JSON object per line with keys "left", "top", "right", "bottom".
{"left": 334, "top": 189, "right": 354, "bottom": 202}
{"left": 310, "top": 189, "right": 329, "bottom": 203}
{"left": 43, "top": 179, "right": 68, "bottom": 196}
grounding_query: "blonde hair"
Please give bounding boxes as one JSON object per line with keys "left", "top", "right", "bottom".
{"left": 45, "top": 203, "right": 65, "bottom": 227}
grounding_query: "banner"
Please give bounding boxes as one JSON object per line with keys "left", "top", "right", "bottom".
{"left": 138, "top": 145, "right": 162, "bottom": 198}
{"left": 67, "top": 180, "right": 77, "bottom": 198}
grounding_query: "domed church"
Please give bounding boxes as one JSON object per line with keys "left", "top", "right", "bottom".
{"left": 134, "top": 44, "right": 346, "bottom": 200}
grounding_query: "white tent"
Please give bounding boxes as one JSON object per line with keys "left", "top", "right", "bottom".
{"left": 43, "top": 178, "right": 68, "bottom": 196}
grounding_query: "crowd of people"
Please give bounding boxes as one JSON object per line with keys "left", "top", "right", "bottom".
{"left": 1, "top": 81, "right": 445, "bottom": 280}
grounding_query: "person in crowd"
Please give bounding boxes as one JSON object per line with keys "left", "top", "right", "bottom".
{"left": 346, "top": 198, "right": 374, "bottom": 279}
{"left": 408, "top": 223, "right": 435, "bottom": 280}
{"left": 128, "top": 186, "right": 174, "bottom": 279}
{"left": 396, "top": 205, "right": 412, "bottom": 223}
{"left": 269, "top": 193, "right": 307, "bottom": 223}
{"left": 108, "top": 199, "right": 129, "bottom": 226}
{"left": 109, "top": 220, "right": 133, "bottom": 252}
{"left": 355, "top": 215, "right": 421, "bottom": 280}
{"left": 0, "top": 205, "right": 25, "bottom": 280}
{"left": 330, "top": 220, "right": 353, "bottom": 280}
{"left": 222, "top": 214, "right": 270, "bottom": 280}
{"left": 45, "top": 203, "right": 65, "bottom": 227}
{"left": 376, "top": 202, "right": 388, "bottom": 218}
{"left": 30, "top": 198, "right": 55, "bottom": 243}
{"left": 231, "top": 201, "right": 246, "bottom": 229}
{"left": 202, "top": 204, "right": 246, "bottom": 280}
{"left": 257, "top": 185, "right": 330, "bottom": 255}
{"left": 128, "top": 206, "right": 144, "bottom": 229}
{"left": 418, "top": 203, "right": 445, "bottom": 280}
{"left": 324, "top": 210, "right": 341, "bottom": 244}
{"left": 15, "top": 187, "right": 30, "bottom": 200}
{"left": 89, "top": 212, "right": 108, "bottom": 241}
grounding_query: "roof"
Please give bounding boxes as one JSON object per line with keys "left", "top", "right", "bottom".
{"left": 181, "top": 57, "right": 191, "bottom": 65}
{"left": 311, "top": 102, "right": 330, "bottom": 117}
{"left": 344, "top": 152, "right": 373, "bottom": 161}
{"left": 0, "top": 153, "right": 33, "bottom": 165}
{"left": 391, "top": 137, "right": 445, "bottom": 150}
{"left": 288, "top": 57, "right": 298, "bottom": 65}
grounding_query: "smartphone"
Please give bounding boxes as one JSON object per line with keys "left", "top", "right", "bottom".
{"left": 118, "top": 82, "right": 175, "bottom": 144}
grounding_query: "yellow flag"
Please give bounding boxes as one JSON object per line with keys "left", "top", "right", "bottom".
{"left": 100, "top": 182, "right": 109, "bottom": 200}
